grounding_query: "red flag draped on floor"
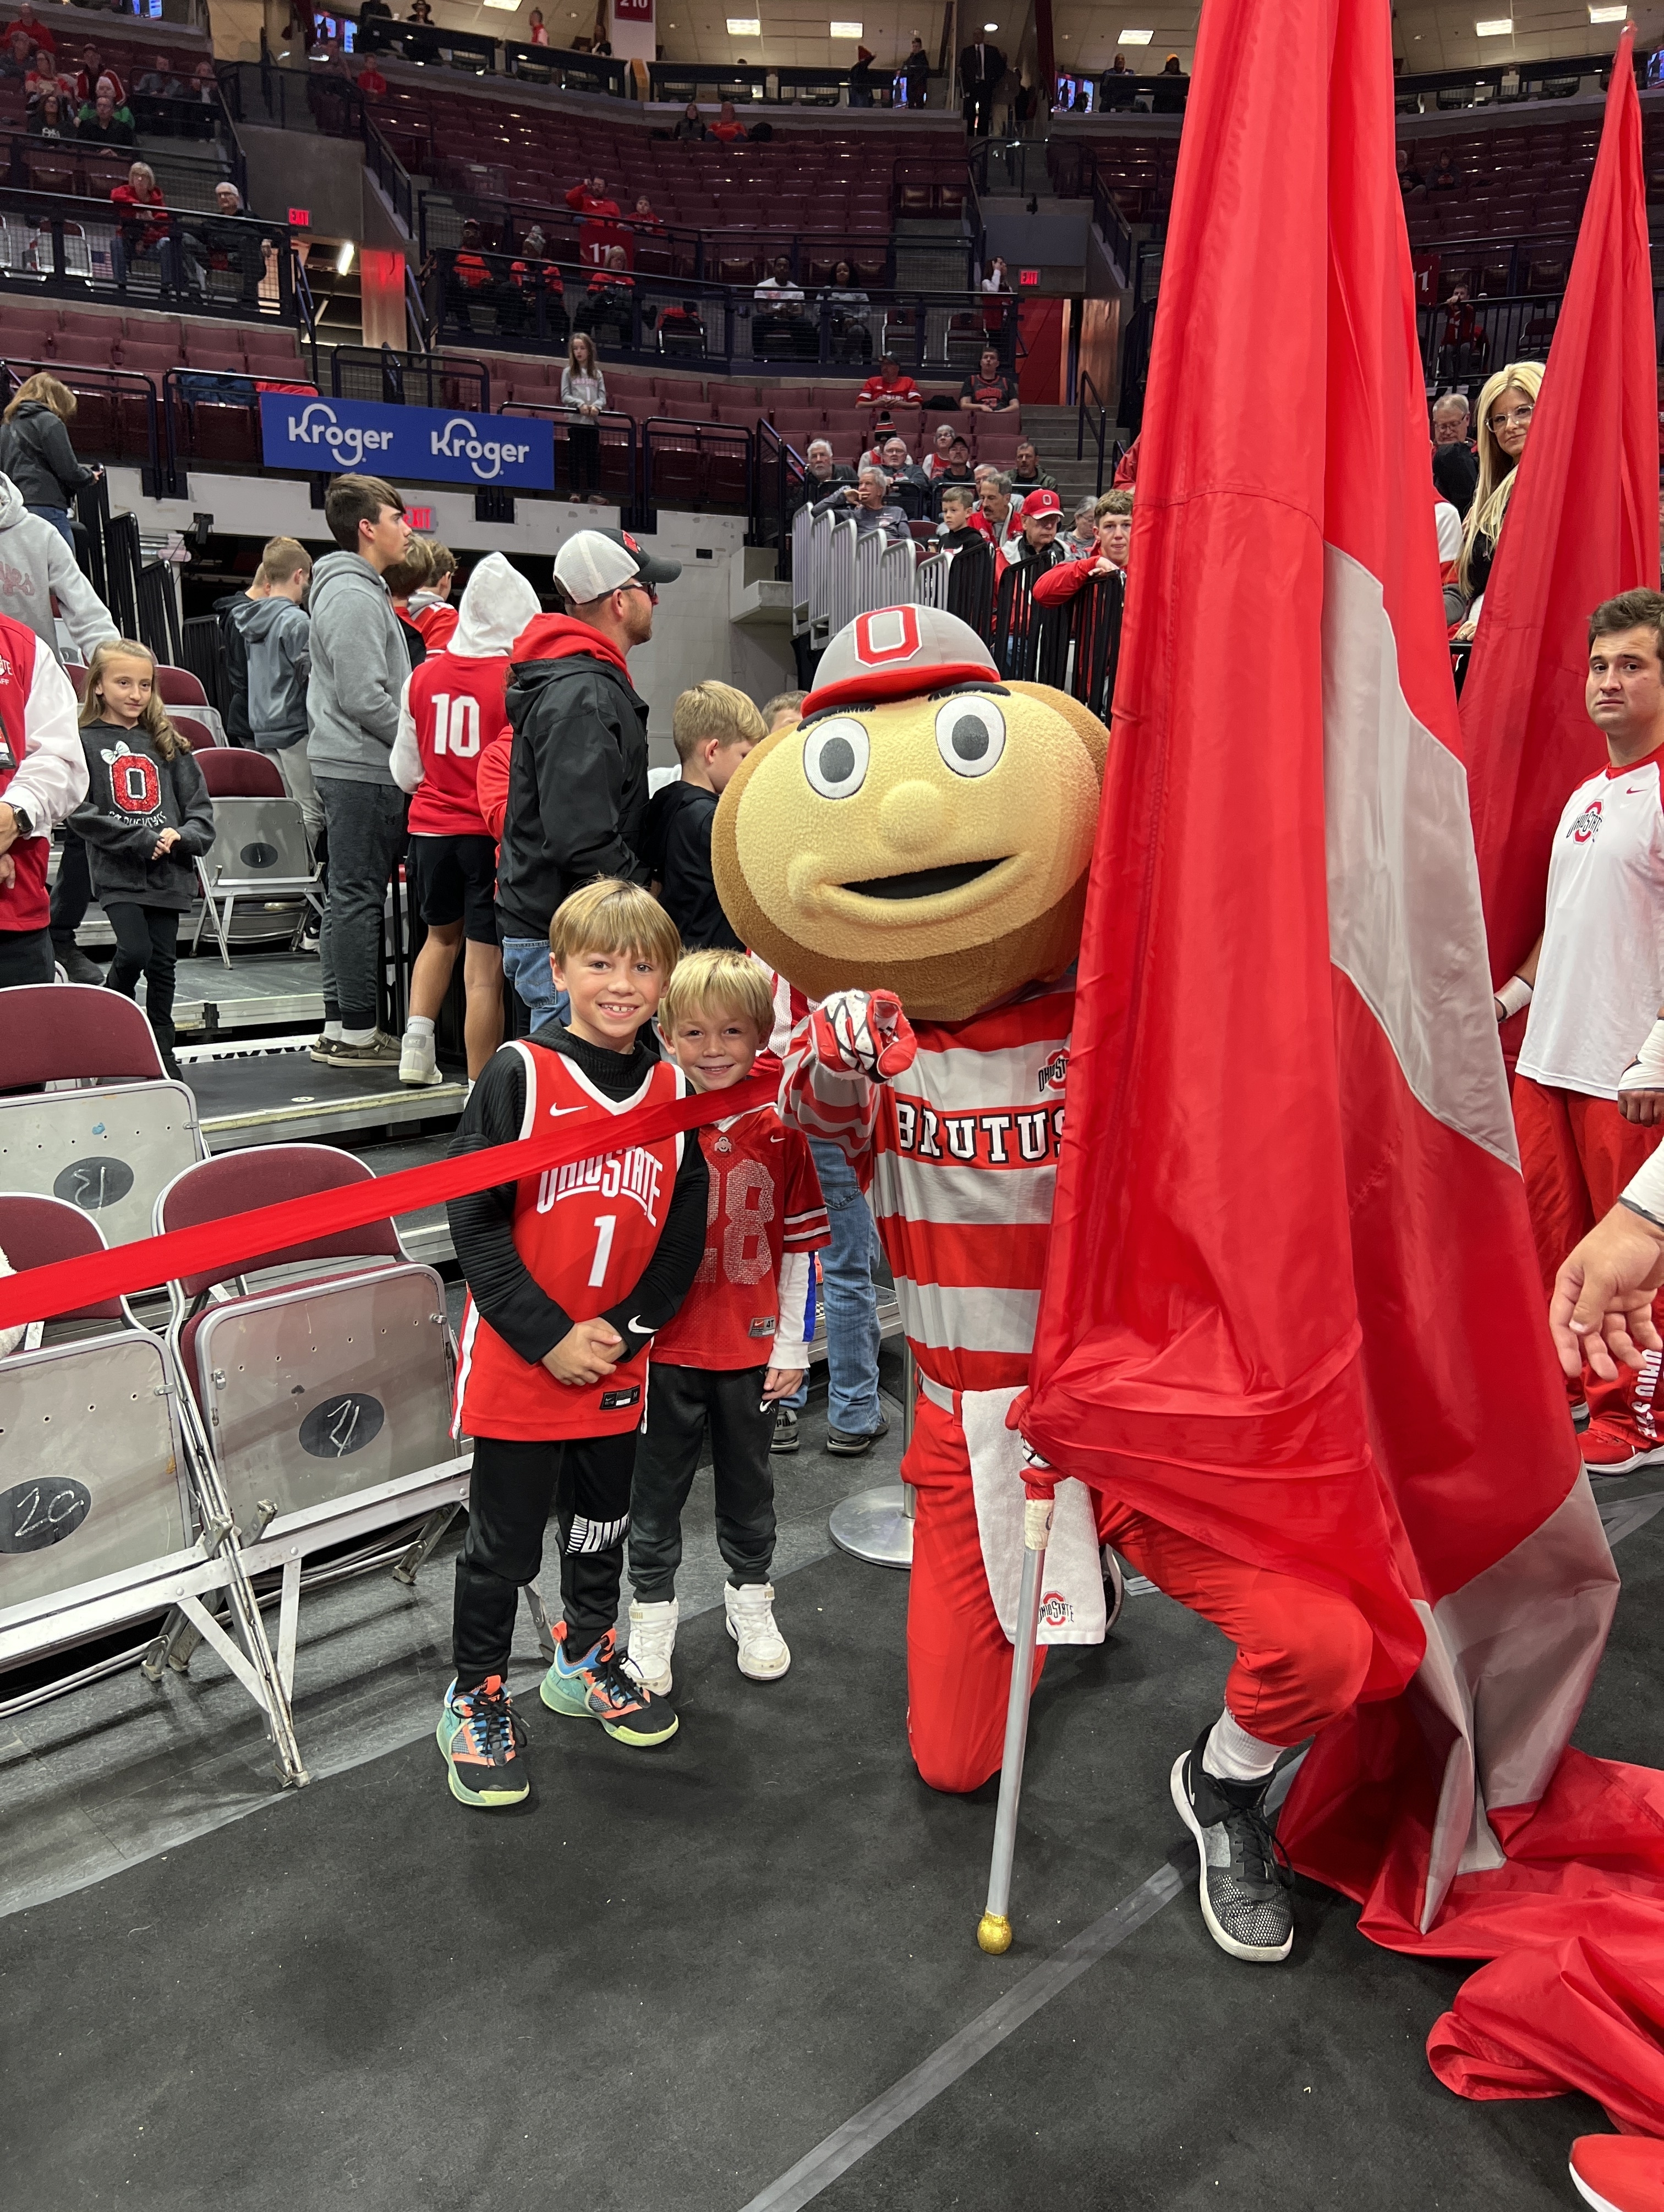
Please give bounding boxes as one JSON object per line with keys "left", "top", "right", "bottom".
{"left": 1462, "top": 28, "right": 1658, "bottom": 1009}
{"left": 1017, "top": 0, "right": 1664, "bottom": 2132}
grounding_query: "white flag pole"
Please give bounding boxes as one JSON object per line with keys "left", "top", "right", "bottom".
{"left": 977, "top": 1490, "right": 1053, "bottom": 1953}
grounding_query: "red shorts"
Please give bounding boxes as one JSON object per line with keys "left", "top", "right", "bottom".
{"left": 902, "top": 1387, "right": 1375, "bottom": 1795}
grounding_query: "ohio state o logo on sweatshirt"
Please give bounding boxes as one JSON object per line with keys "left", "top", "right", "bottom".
{"left": 105, "top": 748, "right": 161, "bottom": 816}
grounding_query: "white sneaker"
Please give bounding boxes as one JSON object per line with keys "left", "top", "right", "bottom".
{"left": 724, "top": 1580, "right": 790, "bottom": 1681}
{"left": 398, "top": 1027, "right": 443, "bottom": 1088}
{"left": 626, "top": 1596, "right": 677, "bottom": 1695}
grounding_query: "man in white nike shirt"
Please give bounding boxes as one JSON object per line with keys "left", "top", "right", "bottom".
{"left": 1499, "top": 589, "right": 1664, "bottom": 1473}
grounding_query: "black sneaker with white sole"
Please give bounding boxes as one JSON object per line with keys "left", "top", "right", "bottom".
{"left": 1170, "top": 1726, "right": 1294, "bottom": 1964}
{"left": 825, "top": 1412, "right": 891, "bottom": 1457}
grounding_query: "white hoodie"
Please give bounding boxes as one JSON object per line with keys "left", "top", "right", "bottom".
{"left": 0, "top": 473, "right": 118, "bottom": 661}
{"left": 391, "top": 552, "right": 543, "bottom": 795}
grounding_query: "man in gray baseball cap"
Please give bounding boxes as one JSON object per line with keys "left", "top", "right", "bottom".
{"left": 495, "top": 529, "right": 681, "bottom": 1025}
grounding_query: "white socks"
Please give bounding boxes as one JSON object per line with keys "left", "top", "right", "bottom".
{"left": 1203, "top": 1708, "right": 1287, "bottom": 1785}
{"left": 322, "top": 1019, "right": 342, "bottom": 1041}
{"left": 340, "top": 1024, "right": 377, "bottom": 1047}
{"left": 406, "top": 1016, "right": 435, "bottom": 1040}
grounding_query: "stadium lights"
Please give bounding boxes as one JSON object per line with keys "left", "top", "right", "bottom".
{"left": 830, "top": 19, "right": 862, "bottom": 35}
{"left": 336, "top": 240, "right": 355, "bottom": 275}
{"left": 1118, "top": 29, "right": 1154, "bottom": 46}
{"left": 481, "top": 0, "right": 518, "bottom": 10}
{"left": 726, "top": 16, "right": 761, "bottom": 31}
{"left": 1474, "top": 18, "right": 1514, "bottom": 34}
{"left": 1588, "top": 4, "right": 1628, "bottom": 18}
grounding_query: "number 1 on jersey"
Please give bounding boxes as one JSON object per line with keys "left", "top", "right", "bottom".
{"left": 588, "top": 1213, "right": 617, "bottom": 1287}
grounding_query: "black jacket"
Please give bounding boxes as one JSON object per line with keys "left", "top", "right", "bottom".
{"left": 447, "top": 1020, "right": 709, "bottom": 1367}
{"left": 68, "top": 722, "right": 215, "bottom": 911}
{"left": 1432, "top": 439, "right": 1479, "bottom": 520}
{"left": 494, "top": 614, "right": 651, "bottom": 941}
{"left": 641, "top": 778, "right": 742, "bottom": 952}
{"left": 0, "top": 401, "right": 95, "bottom": 509}
{"left": 214, "top": 588, "right": 254, "bottom": 744}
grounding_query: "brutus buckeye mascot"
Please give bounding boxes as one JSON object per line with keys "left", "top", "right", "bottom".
{"left": 712, "top": 606, "right": 1123, "bottom": 1793}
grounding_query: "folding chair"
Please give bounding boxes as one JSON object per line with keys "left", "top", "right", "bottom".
{"left": 0, "top": 1193, "right": 303, "bottom": 1782}
{"left": 156, "top": 1145, "right": 470, "bottom": 1715}
{"left": 190, "top": 748, "right": 324, "bottom": 967}
{"left": 0, "top": 984, "right": 204, "bottom": 1250}
{"left": 157, "top": 666, "right": 227, "bottom": 748}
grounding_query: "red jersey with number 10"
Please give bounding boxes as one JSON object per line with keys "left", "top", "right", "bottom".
{"left": 406, "top": 649, "right": 513, "bottom": 837}
{"left": 455, "top": 1042, "right": 688, "bottom": 1440}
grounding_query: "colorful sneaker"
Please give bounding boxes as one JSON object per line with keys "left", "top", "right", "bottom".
{"left": 1170, "top": 1726, "right": 1294, "bottom": 1964}
{"left": 539, "top": 1624, "right": 679, "bottom": 1746}
{"left": 626, "top": 1596, "right": 678, "bottom": 1696}
{"left": 399, "top": 1025, "right": 444, "bottom": 1088}
{"left": 1579, "top": 1417, "right": 1664, "bottom": 1477}
{"left": 724, "top": 1579, "right": 790, "bottom": 1680}
{"left": 1571, "top": 2134, "right": 1664, "bottom": 2212}
{"left": 770, "top": 1406, "right": 801, "bottom": 1456}
{"left": 436, "top": 1675, "right": 529, "bottom": 1808}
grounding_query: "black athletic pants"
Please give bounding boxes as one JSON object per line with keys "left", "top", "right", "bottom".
{"left": 453, "top": 1428, "right": 637, "bottom": 1685}
{"left": 628, "top": 1363, "right": 777, "bottom": 1601}
{"left": 0, "top": 926, "right": 53, "bottom": 985}
{"left": 105, "top": 903, "right": 179, "bottom": 1058}
{"left": 48, "top": 831, "right": 91, "bottom": 947}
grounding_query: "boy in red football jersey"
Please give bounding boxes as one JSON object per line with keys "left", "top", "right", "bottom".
{"left": 392, "top": 553, "right": 541, "bottom": 1086}
{"left": 625, "top": 952, "right": 829, "bottom": 1692}
{"left": 439, "top": 880, "right": 709, "bottom": 1808}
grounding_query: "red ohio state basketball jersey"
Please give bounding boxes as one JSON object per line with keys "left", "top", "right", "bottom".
{"left": 652, "top": 1105, "right": 830, "bottom": 1370}
{"left": 406, "top": 650, "right": 512, "bottom": 837}
{"left": 455, "top": 1042, "right": 687, "bottom": 1440}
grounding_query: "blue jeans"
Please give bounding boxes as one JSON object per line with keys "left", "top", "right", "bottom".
{"left": 25, "top": 505, "right": 73, "bottom": 548}
{"left": 788, "top": 1135, "right": 882, "bottom": 1432}
{"left": 502, "top": 936, "right": 568, "bottom": 1030}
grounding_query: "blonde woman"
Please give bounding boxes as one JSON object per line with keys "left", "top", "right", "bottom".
{"left": 561, "top": 331, "right": 606, "bottom": 504}
{"left": 0, "top": 373, "right": 99, "bottom": 546}
{"left": 67, "top": 639, "right": 214, "bottom": 1078}
{"left": 1453, "top": 359, "right": 1543, "bottom": 636}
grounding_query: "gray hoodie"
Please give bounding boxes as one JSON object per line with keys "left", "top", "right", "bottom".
{"left": 232, "top": 593, "right": 310, "bottom": 751}
{"left": 0, "top": 473, "right": 116, "bottom": 660}
{"left": 304, "top": 548, "right": 407, "bottom": 785}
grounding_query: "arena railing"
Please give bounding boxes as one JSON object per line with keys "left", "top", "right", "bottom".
{"left": 754, "top": 419, "right": 808, "bottom": 570}
{"left": 1393, "top": 47, "right": 1640, "bottom": 113}
{"left": 646, "top": 59, "right": 951, "bottom": 108}
{"left": 499, "top": 41, "right": 629, "bottom": 97}
{"left": 497, "top": 399, "right": 641, "bottom": 522}
{"left": 329, "top": 342, "right": 491, "bottom": 411}
{"left": 1414, "top": 286, "right": 1664, "bottom": 382}
{"left": 1076, "top": 368, "right": 1108, "bottom": 498}
{"left": 0, "top": 185, "right": 302, "bottom": 330}
{"left": 1, "top": 354, "right": 166, "bottom": 497}
{"left": 639, "top": 415, "right": 753, "bottom": 529}
{"left": 1, "top": 124, "right": 245, "bottom": 214}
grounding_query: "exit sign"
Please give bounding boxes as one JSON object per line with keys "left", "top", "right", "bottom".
{"left": 288, "top": 206, "right": 310, "bottom": 227}
{"left": 406, "top": 506, "right": 435, "bottom": 531}
{"left": 1019, "top": 267, "right": 1039, "bottom": 286}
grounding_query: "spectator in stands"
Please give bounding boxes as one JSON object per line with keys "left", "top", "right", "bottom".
{"left": 357, "top": 0, "right": 394, "bottom": 51}
{"left": 822, "top": 259, "right": 872, "bottom": 363}
{"left": 792, "top": 438, "right": 855, "bottom": 515}
{"left": 184, "top": 179, "right": 262, "bottom": 306}
{"left": 69, "top": 639, "right": 213, "bottom": 1083}
{"left": 1431, "top": 149, "right": 1458, "bottom": 193}
{"left": 15, "top": 4, "right": 54, "bottom": 54}
{"left": 754, "top": 255, "right": 803, "bottom": 308}
{"left": 3, "top": 26, "right": 34, "bottom": 80}
{"left": 78, "top": 92, "right": 134, "bottom": 147}
{"left": 936, "top": 481, "right": 984, "bottom": 549}
{"left": 566, "top": 173, "right": 622, "bottom": 265}
{"left": 28, "top": 89, "right": 68, "bottom": 138}
{"left": 237, "top": 536, "right": 320, "bottom": 838}
{"left": 674, "top": 100, "right": 707, "bottom": 140}
{"left": 1066, "top": 497, "right": 1098, "bottom": 556}
{"left": 1101, "top": 53, "right": 1136, "bottom": 109}
{"left": 0, "top": 377, "right": 100, "bottom": 550}
{"left": 930, "top": 436, "right": 977, "bottom": 514}
{"left": 1454, "top": 360, "right": 1541, "bottom": 638}
{"left": 408, "top": 544, "right": 458, "bottom": 649}
{"left": 384, "top": 539, "right": 433, "bottom": 669}
{"left": 849, "top": 43, "right": 878, "bottom": 107}
{"left": 1037, "top": 488, "right": 1132, "bottom": 604}
{"left": 711, "top": 98, "right": 747, "bottom": 142}
{"left": 1397, "top": 145, "right": 1426, "bottom": 198}
{"left": 1011, "top": 437, "right": 1056, "bottom": 493}
{"left": 814, "top": 466, "right": 910, "bottom": 543}
{"left": 579, "top": 246, "right": 635, "bottom": 344}
{"left": 980, "top": 255, "right": 1011, "bottom": 334}
{"left": 960, "top": 347, "right": 1019, "bottom": 415}
{"left": 446, "top": 217, "right": 499, "bottom": 332}
{"left": 879, "top": 434, "right": 931, "bottom": 519}
{"left": 73, "top": 47, "right": 123, "bottom": 106}
{"left": 902, "top": 31, "right": 929, "bottom": 106}
{"left": 306, "top": 471, "right": 414, "bottom": 1068}
{"left": 528, "top": 7, "right": 550, "bottom": 43}
{"left": 495, "top": 528, "right": 679, "bottom": 1026}
{"left": 959, "top": 35, "right": 1005, "bottom": 134}
{"left": 189, "top": 60, "right": 218, "bottom": 107}
{"left": 922, "top": 420, "right": 960, "bottom": 480}
{"left": 1435, "top": 282, "right": 1486, "bottom": 385}
{"left": 1431, "top": 389, "right": 1478, "bottom": 517}
{"left": 857, "top": 354, "right": 922, "bottom": 415}
{"left": 0, "top": 603, "right": 84, "bottom": 990}
{"left": 562, "top": 331, "right": 607, "bottom": 504}
{"left": 24, "top": 50, "right": 69, "bottom": 110}
{"left": 134, "top": 56, "right": 185, "bottom": 100}
{"left": 502, "top": 226, "right": 562, "bottom": 337}
{"left": 111, "top": 161, "right": 184, "bottom": 295}
{"left": 355, "top": 58, "right": 388, "bottom": 98}
{"left": 1152, "top": 53, "right": 1187, "bottom": 112}
{"left": 630, "top": 193, "right": 663, "bottom": 246}
{"left": 642, "top": 682, "right": 766, "bottom": 952}
{"left": 978, "top": 471, "right": 1023, "bottom": 555}
{"left": 1000, "top": 485, "right": 1063, "bottom": 572}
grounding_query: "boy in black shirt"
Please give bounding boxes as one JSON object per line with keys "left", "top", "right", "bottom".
{"left": 641, "top": 682, "right": 764, "bottom": 951}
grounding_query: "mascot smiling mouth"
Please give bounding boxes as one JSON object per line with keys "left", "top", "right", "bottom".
{"left": 844, "top": 858, "right": 1010, "bottom": 901}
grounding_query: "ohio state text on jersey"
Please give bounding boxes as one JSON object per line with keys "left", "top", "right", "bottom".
{"left": 784, "top": 983, "right": 1071, "bottom": 1393}
{"left": 652, "top": 1105, "right": 830, "bottom": 1370}
{"left": 455, "top": 1042, "right": 687, "bottom": 1440}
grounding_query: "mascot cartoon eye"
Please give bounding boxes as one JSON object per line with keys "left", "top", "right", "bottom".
{"left": 934, "top": 697, "right": 1006, "bottom": 778}
{"left": 802, "top": 718, "right": 870, "bottom": 800}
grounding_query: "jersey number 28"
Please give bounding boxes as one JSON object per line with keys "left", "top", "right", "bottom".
{"left": 697, "top": 1159, "right": 774, "bottom": 1286}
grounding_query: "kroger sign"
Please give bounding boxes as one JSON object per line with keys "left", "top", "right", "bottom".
{"left": 259, "top": 396, "right": 555, "bottom": 490}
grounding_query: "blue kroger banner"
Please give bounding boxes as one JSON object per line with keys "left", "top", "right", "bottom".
{"left": 259, "top": 395, "right": 555, "bottom": 490}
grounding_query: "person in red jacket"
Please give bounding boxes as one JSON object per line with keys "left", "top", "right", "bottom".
{"left": 0, "top": 607, "right": 86, "bottom": 986}
{"left": 857, "top": 354, "right": 921, "bottom": 415}
{"left": 1113, "top": 430, "right": 1140, "bottom": 486}
{"left": 710, "top": 97, "right": 747, "bottom": 141}
{"left": 390, "top": 552, "right": 541, "bottom": 1084}
{"left": 17, "top": 5, "right": 56, "bottom": 57}
{"left": 1033, "top": 487, "right": 1132, "bottom": 607}
{"left": 565, "top": 172, "right": 621, "bottom": 266}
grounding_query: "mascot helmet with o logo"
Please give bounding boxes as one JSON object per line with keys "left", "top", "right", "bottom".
{"left": 801, "top": 605, "right": 998, "bottom": 717}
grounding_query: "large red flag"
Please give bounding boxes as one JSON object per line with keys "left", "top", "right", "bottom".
{"left": 1462, "top": 26, "right": 1658, "bottom": 997}
{"left": 1019, "top": 0, "right": 1664, "bottom": 2128}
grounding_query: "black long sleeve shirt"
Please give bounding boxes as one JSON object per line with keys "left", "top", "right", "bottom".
{"left": 446, "top": 1021, "right": 709, "bottom": 1368}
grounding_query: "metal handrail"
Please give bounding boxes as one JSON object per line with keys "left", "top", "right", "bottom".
{"left": 1, "top": 354, "right": 165, "bottom": 498}
{"left": 641, "top": 414, "right": 754, "bottom": 528}
{"left": 1076, "top": 369, "right": 1107, "bottom": 498}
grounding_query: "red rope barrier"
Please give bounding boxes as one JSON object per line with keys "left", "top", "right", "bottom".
{"left": 0, "top": 1072, "right": 777, "bottom": 1330}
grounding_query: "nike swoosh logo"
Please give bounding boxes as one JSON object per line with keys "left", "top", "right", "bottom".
{"left": 549, "top": 1104, "right": 585, "bottom": 1116}
{"left": 627, "top": 1316, "right": 654, "bottom": 1336}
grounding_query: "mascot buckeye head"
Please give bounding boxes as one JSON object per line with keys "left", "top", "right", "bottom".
{"left": 711, "top": 606, "right": 1110, "bottom": 1022}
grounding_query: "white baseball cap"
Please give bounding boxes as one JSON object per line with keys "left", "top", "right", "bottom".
{"left": 552, "top": 528, "right": 682, "bottom": 604}
{"left": 802, "top": 605, "right": 998, "bottom": 716}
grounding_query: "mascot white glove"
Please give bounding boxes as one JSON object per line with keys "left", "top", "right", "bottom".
{"left": 809, "top": 989, "right": 918, "bottom": 1081}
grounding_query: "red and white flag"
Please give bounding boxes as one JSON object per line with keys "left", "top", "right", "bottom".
{"left": 1020, "top": 0, "right": 1664, "bottom": 2128}
{"left": 1462, "top": 24, "right": 1659, "bottom": 1012}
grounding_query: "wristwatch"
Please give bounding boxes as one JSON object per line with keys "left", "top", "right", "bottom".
{"left": 3, "top": 802, "right": 30, "bottom": 839}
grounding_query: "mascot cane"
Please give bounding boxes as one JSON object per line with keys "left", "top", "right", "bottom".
{"left": 711, "top": 606, "right": 1115, "bottom": 1950}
